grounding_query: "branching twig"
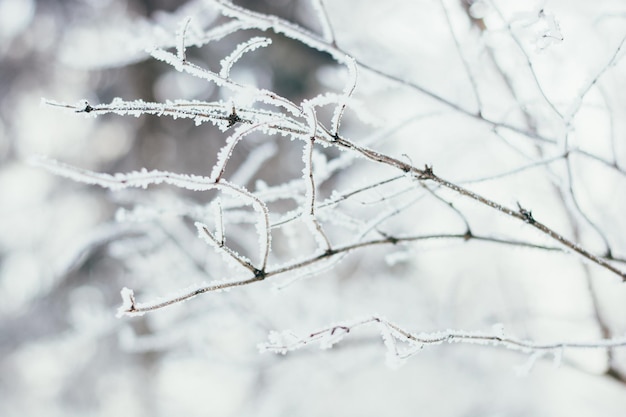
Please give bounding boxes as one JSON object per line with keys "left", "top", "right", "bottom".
{"left": 259, "top": 315, "right": 626, "bottom": 363}
{"left": 332, "top": 135, "right": 626, "bottom": 280}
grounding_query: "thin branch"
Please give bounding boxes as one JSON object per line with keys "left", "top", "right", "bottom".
{"left": 490, "top": 1, "right": 564, "bottom": 121}
{"left": 331, "top": 135, "right": 626, "bottom": 280}
{"left": 565, "top": 34, "right": 626, "bottom": 123}
{"left": 115, "top": 228, "right": 626, "bottom": 315}
{"left": 260, "top": 316, "right": 626, "bottom": 360}
{"left": 460, "top": 152, "right": 565, "bottom": 184}
{"left": 210, "top": 0, "right": 554, "bottom": 144}
{"left": 330, "top": 56, "right": 357, "bottom": 137}
{"left": 438, "top": 0, "right": 483, "bottom": 114}
{"left": 563, "top": 155, "right": 612, "bottom": 257}
{"left": 270, "top": 174, "right": 405, "bottom": 229}
{"left": 176, "top": 17, "right": 192, "bottom": 62}
{"left": 196, "top": 222, "right": 257, "bottom": 273}
{"left": 211, "top": 121, "right": 273, "bottom": 183}
{"left": 419, "top": 181, "right": 472, "bottom": 235}
{"left": 302, "top": 136, "right": 332, "bottom": 252}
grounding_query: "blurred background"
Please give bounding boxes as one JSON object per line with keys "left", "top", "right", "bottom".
{"left": 1, "top": 0, "right": 626, "bottom": 416}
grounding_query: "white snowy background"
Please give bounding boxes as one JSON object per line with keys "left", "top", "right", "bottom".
{"left": 1, "top": 0, "right": 626, "bottom": 416}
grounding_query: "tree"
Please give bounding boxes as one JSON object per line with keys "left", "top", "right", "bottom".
{"left": 3, "top": 0, "right": 626, "bottom": 415}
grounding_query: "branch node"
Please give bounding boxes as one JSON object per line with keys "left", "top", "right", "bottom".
{"left": 517, "top": 202, "right": 535, "bottom": 224}
{"left": 227, "top": 107, "right": 242, "bottom": 128}
{"left": 77, "top": 102, "right": 94, "bottom": 113}
{"left": 254, "top": 268, "right": 266, "bottom": 280}
{"left": 418, "top": 164, "right": 434, "bottom": 179}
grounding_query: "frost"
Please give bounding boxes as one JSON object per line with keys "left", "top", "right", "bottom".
{"left": 492, "top": 323, "right": 505, "bottom": 338}
{"left": 219, "top": 36, "right": 272, "bottom": 79}
{"left": 210, "top": 124, "right": 263, "bottom": 182}
{"left": 195, "top": 221, "right": 254, "bottom": 271}
{"left": 331, "top": 56, "right": 357, "bottom": 135}
{"left": 32, "top": 156, "right": 215, "bottom": 191}
{"left": 176, "top": 17, "right": 192, "bottom": 62}
{"left": 259, "top": 330, "right": 301, "bottom": 354}
{"left": 116, "top": 287, "right": 141, "bottom": 318}
{"left": 317, "top": 326, "right": 349, "bottom": 350}
{"left": 211, "top": 0, "right": 349, "bottom": 63}
{"left": 380, "top": 323, "right": 404, "bottom": 368}
{"left": 510, "top": 3, "right": 563, "bottom": 50}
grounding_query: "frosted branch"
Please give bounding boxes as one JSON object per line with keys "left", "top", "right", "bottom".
{"left": 259, "top": 316, "right": 626, "bottom": 368}
{"left": 195, "top": 221, "right": 256, "bottom": 272}
{"left": 176, "top": 17, "right": 192, "bottom": 62}
{"left": 219, "top": 36, "right": 272, "bottom": 78}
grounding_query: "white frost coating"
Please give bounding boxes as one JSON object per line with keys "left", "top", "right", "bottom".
{"left": 300, "top": 102, "right": 318, "bottom": 139}
{"left": 210, "top": 123, "right": 265, "bottom": 181}
{"left": 148, "top": 47, "right": 228, "bottom": 87}
{"left": 492, "top": 323, "right": 505, "bottom": 338}
{"left": 259, "top": 330, "right": 301, "bottom": 354}
{"left": 31, "top": 156, "right": 216, "bottom": 191}
{"left": 31, "top": 157, "right": 270, "bottom": 267}
{"left": 199, "top": 20, "right": 257, "bottom": 46}
{"left": 195, "top": 221, "right": 254, "bottom": 271}
{"left": 251, "top": 87, "right": 303, "bottom": 117}
{"left": 509, "top": 3, "right": 563, "bottom": 50}
{"left": 149, "top": 47, "right": 185, "bottom": 72}
{"left": 304, "top": 214, "right": 329, "bottom": 251}
{"left": 116, "top": 287, "right": 142, "bottom": 318}
{"left": 379, "top": 322, "right": 404, "bottom": 368}
{"left": 210, "top": 0, "right": 349, "bottom": 64}
{"left": 148, "top": 41, "right": 305, "bottom": 120}
{"left": 219, "top": 36, "right": 272, "bottom": 79}
{"left": 44, "top": 97, "right": 238, "bottom": 128}
{"left": 317, "top": 326, "right": 349, "bottom": 350}
{"left": 301, "top": 136, "right": 315, "bottom": 204}
{"left": 176, "top": 17, "right": 193, "bottom": 62}
{"left": 302, "top": 92, "right": 343, "bottom": 109}
{"left": 261, "top": 316, "right": 626, "bottom": 369}
{"left": 302, "top": 92, "right": 379, "bottom": 130}
{"left": 331, "top": 56, "right": 358, "bottom": 135}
